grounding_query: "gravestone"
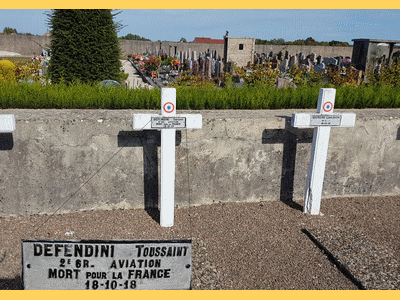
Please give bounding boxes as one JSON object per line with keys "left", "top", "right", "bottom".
{"left": 299, "top": 53, "right": 306, "bottom": 63}
{"left": 289, "top": 55, "right": 297, "bottom": 67}
{"left": 291, "top": 88, "right": 356, "bottom": 215}
{"left": 309, "top": 53, "right": 317, "bottom": 63}
{"left": 323, "top": 57, "right": 338, "bottom": 66}
{"left": 188, "top": 58, "right": 193, "bottom": 70}
{"left": 211, "top": 59, "right": 216, "bottom": 77}
{"left": 272, "top": 56, "right": 278, "bottom": 68}
{"left": 314, "top": 63, "right": 326, "bottom": 72}
{"left": 279, "top": 59, "right": 289, "bottom": 73}
{"left": 216, "top": 61, "right": 224, "bottom": 78}
{"left": 132, "top": 87, "right": 202, "bottom": 227}
{"left": 206, "top": 57, "right": 212, "bottom": 78}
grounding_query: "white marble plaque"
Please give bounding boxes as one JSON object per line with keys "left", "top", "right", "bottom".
{"left": 22, "top": 240, "right": 192, "bottom": 290}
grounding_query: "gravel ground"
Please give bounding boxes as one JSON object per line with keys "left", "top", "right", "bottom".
{"left": 0, "top": 195, "right": 399, "bottom": 290}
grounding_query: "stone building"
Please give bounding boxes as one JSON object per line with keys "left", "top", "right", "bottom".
{"left": 223, "top": 32, "right": 255, "bottom": 68}
{"left": 351, "top": 38, "right": 400, "bottom": 71}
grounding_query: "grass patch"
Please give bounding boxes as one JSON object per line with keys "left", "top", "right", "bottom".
{"left": 1, "top": 81, "right": 400, "bottom": 110}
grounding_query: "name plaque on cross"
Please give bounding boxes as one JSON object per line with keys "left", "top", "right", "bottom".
{"left": 151, "top": 117, "right": 186, "bottom": 129}
{"left": 133, "top": 87, "right": 202, "bottom": 227}
{"left": 291, "top": 88, "right": 356, "bottom": 215}
{"left": 310, "top": 114, "right": 341, "bottom": 126}
{"left": 0, "top": 114, "right": 16, "bottom": 132}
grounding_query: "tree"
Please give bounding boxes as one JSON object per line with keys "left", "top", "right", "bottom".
{"left": 47, "top": 9, "right": 122, "bottom": 84}
{"left": 120, "top": 33, "right": 150, "bottom": 41}
{"left": 305, "top": 37, "right": 317, "bottom": 45}
{"left": 3, "top": 27, "right": 17, "bottom": 34}
{"left": 179, "top": 37, "right": 187, "bottom": 43}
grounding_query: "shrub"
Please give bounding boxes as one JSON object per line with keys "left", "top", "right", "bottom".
{"left": 366, "top": 61, "right": 400, "bottom": 87}
{"left": 0, "top": 60, "right": 16, "bottom": 83}
{"left": 233, "top": 65, "right": 280, "bottom": 87}
{"left": 47, "top": 9, "right": 122, "bottom": 84}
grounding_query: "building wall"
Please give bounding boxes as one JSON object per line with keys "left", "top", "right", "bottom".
{"left": 0, "top": 35, "right": 51, "bottom": 56}
{"left": 1, "top": 34, "right": 355, "bottom": 60}
{"left": 224, "top": 36, "right": 256, "bottom": 67}
{"left": 0, "top": 108, "right": 399, "bottom": 217}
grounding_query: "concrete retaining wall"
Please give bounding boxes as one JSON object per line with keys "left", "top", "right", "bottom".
{"left": 0, "top": 109, "right": 399, "bottom": 217}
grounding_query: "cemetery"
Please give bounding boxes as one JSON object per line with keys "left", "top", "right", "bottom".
{"left": 0, "top": 99, "right": 400, "bottom": 289}
{"left": 1, "top": 32, "right": 400, "bottom": 290}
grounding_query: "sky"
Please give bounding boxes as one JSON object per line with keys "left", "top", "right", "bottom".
{"left": 0, "top": 9, "right": 399, "bottom": 45}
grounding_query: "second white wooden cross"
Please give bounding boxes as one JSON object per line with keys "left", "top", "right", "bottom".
{"left": 133, "top": 87, "right": 202, "bottom": 227}
{"left": 291, "top": 88, "right": 356, "bottom": 215}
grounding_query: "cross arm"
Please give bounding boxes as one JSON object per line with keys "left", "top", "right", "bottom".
{"left": 291, "top": 113, "right": 356, "bottom": 128}
{"left": 133, "top": 114, "right": 202, "bottom": 130}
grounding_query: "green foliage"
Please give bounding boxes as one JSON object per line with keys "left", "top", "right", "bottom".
{"left": 14, "top": 59, "right": 46, "bottom": 82}
{"left": 255, "top": 38, "right": 286, "bottom": 45}
{"left": 365, "top": 61, "right": 400, "bottom": 87}
{"left": 329, "top": 40, "right": 350, "bottom": 47}
{"left": 47, "top": 9, "right": 122, "bottom": 84}
{"left": 233, "top": 65, "right": 280, "bottom": 87}
{"left": 255, "top": 37, "right": 350, "bottom": 47}
{"left": 0, "top": 80, "right": 160, "bottom": 109}
{"left": 160, "top": 56, "right": 174, "bottom": 66}
{"left": 1, "top": 80, "right": 400, "bottom": 110}
{"left": 3, "top": 27, "right": 17, "bottom": 34}
{"left": 0, "top": 60, "right": 16, "bottom": 83}
{"left": 172, "top": 71, "right": 217, "bottom": 87}
{"left": 119, "top": 33, "right": 150, "bottom": 41}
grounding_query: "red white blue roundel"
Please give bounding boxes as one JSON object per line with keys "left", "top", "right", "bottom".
{"left": 323, "top": 101, "right": 333, "bottom": 112}
{"left": 163, "top": 102, "right": 175, "bottom": 113}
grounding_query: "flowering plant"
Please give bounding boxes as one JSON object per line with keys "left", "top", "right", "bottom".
{"left": 144, "top": 55, "right": 159, "bottom": 72}
{"left": 171, "top": 59, "right": 181, "bottom": 70}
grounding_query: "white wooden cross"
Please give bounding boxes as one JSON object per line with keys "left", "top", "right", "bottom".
{"left": 0, "top": 115, "right": 16, "bottom": 133}
{"left": 132, "top": 87, "right": 202, "bottom": 227}
{"left": 291, "top": 88, "right": 356, "bottom": 215}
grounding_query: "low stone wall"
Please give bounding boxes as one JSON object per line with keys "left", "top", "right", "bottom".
{"left": 1, "top": 35, "right": 354, "bottom": 59}
{"left": 0, "top": 109, "right": 399, "bottom": 217}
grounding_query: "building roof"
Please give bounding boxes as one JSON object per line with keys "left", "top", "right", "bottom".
{"left": 352, "top": 39, "right": 400, "bottom": 44}
{"left": 193, "top": 37, "right": 224, "bottom": 44}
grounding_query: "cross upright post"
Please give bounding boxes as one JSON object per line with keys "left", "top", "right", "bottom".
{"left": 132, "top": 87, "right": 202, "bottom": 227}
{"left": 160, "top": 88, "right": 177, "bottom": 227}
{"left": 291, "top": 88, "right": 356, "bottom": 215}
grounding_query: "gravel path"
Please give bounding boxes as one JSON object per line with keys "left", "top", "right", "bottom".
{"left": 0, "top": 195, "right": 399, "bottom": 290}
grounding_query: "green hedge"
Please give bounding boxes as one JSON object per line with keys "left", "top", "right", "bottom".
{"left": 1, "top": 82, "right": 400, "bottom": 109}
